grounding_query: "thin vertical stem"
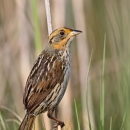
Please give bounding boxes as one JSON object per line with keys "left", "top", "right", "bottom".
{"left": 86, "top": 50, "right": 93, "bottom": 130}
{"left": 100, "top": 34, "right": 106, "bottom": 130}
{"left": 74, "top": 100, "right": 81, "bottom": 130}
{"left": 110, "top": 117, "right": 112, "bottom": 130}
{"left": 44, "top": 0, "right": 53, "bottom": 35}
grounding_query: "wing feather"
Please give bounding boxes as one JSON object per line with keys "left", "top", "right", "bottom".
{"left": 23, "top": 51, "right": 64, "bottom": 112}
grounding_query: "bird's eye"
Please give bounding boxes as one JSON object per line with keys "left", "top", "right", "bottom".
{"left": 59, "top": 30, "right": 65, "bottom": 36}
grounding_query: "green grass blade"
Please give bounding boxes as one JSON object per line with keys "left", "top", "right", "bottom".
{"left": 74, "top": 100, "right": 81, "bottom": 130}
{"left": 119, "top": 112, "right": 126, "bottom": 130}
{"left": 100, "top": 34, "right": 106, "bottom": 130}
{"left": 86, "top": 50, "right": 93, "bottom": 130}
{"left": 6, "top": 118, "right": 20, "bottom": 125}
{"left": 0, "top": 106, "right": 21, "bottom": 122}
{"left": 109, "top": 117, "right": 112, "bottom": 130}
{"left": 0, "top": 112, "right": 6, "bottom": 130}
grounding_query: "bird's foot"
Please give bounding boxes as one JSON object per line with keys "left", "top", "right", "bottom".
{"left": 52, "top": 121, "right": 65, "bottom": 130}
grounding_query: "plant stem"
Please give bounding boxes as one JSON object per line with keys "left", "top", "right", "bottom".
{"left": 44, "top": 0, "right": 53, "bottom": 35}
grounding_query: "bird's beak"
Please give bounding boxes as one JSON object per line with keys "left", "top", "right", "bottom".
{"left": 70, "top": 29, "right": 82, "bottom": 37}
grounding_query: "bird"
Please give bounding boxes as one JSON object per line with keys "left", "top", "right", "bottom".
{"left": 18, "top": 27, "right": 82, "bottom": 130}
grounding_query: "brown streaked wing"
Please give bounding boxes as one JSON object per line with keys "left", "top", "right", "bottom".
{"left": 23, "top": 54, "right": 64, "bottom": 113}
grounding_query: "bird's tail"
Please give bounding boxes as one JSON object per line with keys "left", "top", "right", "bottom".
{"left": 18, "top": 114, "right": 35, "bottom": 130}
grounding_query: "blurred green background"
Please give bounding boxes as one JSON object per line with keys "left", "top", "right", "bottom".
{"left": 0, "top": 0, "right": 130, "bottom": 130}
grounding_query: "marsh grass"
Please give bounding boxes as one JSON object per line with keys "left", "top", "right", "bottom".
{"left": 74, "top": 100, "right": 81, "bottom": 130}
{"left": 1, "top": 0, "right": 130, "bottom": 130}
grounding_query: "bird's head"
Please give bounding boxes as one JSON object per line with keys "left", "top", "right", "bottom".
{"left": 46, "top": 27, "right": 82, "bottom": 50}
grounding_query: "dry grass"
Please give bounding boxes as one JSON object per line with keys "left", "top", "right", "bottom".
{"left": 1, "top": 0, "right": 130, "bottom": 130}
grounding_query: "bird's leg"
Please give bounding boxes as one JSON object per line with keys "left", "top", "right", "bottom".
{"left": 53, "top": 107, "right": 60, "bottom": 129}
{"left": 47, "top": 109, "right": 65, "bottom": 129}
{"left": 55, "top": 106, "right": 59, "bottom": 119}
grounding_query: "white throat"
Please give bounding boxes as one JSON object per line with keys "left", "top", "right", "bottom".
{"left": 66, "top": 37, "right": 74, "bottom": 48}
